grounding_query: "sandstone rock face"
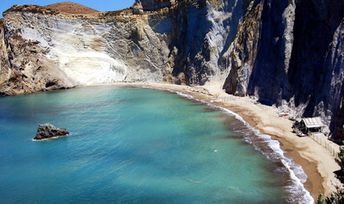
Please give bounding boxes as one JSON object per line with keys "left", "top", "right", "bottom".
{"left": 0, "top": 0, "right": 343, "bottom": 138}
{"left": 34, "top": 123, "right": 69, "bottom": 140}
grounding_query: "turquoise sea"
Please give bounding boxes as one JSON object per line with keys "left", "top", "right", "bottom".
{"left": 0, "top": 87, "right": 309, "bottom": 203}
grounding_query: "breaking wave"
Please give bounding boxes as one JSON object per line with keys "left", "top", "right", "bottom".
{"left": 175, "top": 91, "right": 314, "bottom": 204}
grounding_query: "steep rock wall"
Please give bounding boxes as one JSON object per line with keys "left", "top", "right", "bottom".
{"left": 223, "top": 0, "right": 296, "bottom": 103}
{"left": 328, "top": 22, "right": 344, "bottom": 139}
{"left": 0, "top": 20, "right": 10, "bottom": 86}
{"left": 223, "top": 0, "right": 344, "bottom": 139}
{"left": 288, "top": 0, "right": 344, "bottom": 117}
{"left": 171, "top": 0, "right": 248, "bottom": 84}
{"left": 222, "top": 0, "right": 264, "bottom": 96}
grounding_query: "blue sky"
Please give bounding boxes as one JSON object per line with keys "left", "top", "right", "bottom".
{"left": 1, "top": 0, "right": 135, "bottom": 17}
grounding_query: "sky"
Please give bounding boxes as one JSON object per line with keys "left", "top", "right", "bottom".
{"left": 0, "top": 0, "right": 135, "bottom": 17}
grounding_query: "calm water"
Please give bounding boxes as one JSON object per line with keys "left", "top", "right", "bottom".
{"left": 0, "top": 87, "right": 287, "bottom": 203}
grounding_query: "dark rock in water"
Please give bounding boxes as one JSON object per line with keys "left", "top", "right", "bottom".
{"left": 34, "top": 123, "right": 69, "bottom": 140}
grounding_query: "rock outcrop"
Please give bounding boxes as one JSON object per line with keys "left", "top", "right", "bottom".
{"left": 0, "top": 19, "right": 10, "bottom": 89}
{"left": 0, "top": 0, "right": 343, "bottom": 139}
{"left": 34, "top": 123, "right": 69, "bottom": 140}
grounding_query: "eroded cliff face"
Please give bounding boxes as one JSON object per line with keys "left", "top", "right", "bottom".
{"left": 222, "top": 1, "right": 264, "bottom": 96}
{"left": 0, "top": 0, "right": 343, "bottom": 138}
{"left": 329, "top": 22, "right": 344, "bottom": 139}
{"left": 223, "top": 0, "right": 344, "bottom": 139}
{"left": 0, "top": 5, "right": 174, "bottom": 95}
{"left": 0, "top": 0, "right": 247, "bottom": 91}
{"left": 172, "top": 0, "right": 250, "bottom": 84}
{"left": 0, "top": 20, "right": 10, "bottom": 86}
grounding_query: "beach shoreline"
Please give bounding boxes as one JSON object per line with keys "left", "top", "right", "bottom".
{"left": 108, "top": 82, "right": 341, "bottom": 201}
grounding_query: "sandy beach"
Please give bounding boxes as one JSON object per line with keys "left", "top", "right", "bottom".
{"left": 111, "top": 82, "right": 341, "bottom": 200}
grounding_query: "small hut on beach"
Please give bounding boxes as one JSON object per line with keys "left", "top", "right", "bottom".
{"left": 293, "top": 117, "right": 326, "bottom": 137}
{"left": 299, "top": 117, "right": 325, "bottom": 134}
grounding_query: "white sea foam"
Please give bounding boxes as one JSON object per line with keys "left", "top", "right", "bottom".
{"left": 175, "top": 91, "right": 314, "bottom": 204}
{"left": 31, "top": 134, "right": 70, "bottom": 142}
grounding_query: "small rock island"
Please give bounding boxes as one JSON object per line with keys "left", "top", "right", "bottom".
{"left": 34, "top": 123, "right": 69, "bottom": 140}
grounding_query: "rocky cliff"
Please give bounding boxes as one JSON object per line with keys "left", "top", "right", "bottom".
{"left": 0, "top": 3, "right": 173, "bottom": 95}
{"left": 223, "top": 0, "right": 344, "bottom": 140}
{"left": 0, "top": 0, "right": 343, "bottom": 139}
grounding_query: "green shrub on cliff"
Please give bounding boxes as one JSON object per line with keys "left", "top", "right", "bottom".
{"left": 317, "top": 146, "right": 344, "bottom": 203}
{"left": 336, "top": 146, "right": 344, "bottom": 183}
{"left": 317, "top": 188, "right": 344, "bottom": 204}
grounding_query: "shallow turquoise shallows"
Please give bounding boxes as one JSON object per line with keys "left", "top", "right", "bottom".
{"left": 0, "top": 87, "right": 287, "bottom": 203}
